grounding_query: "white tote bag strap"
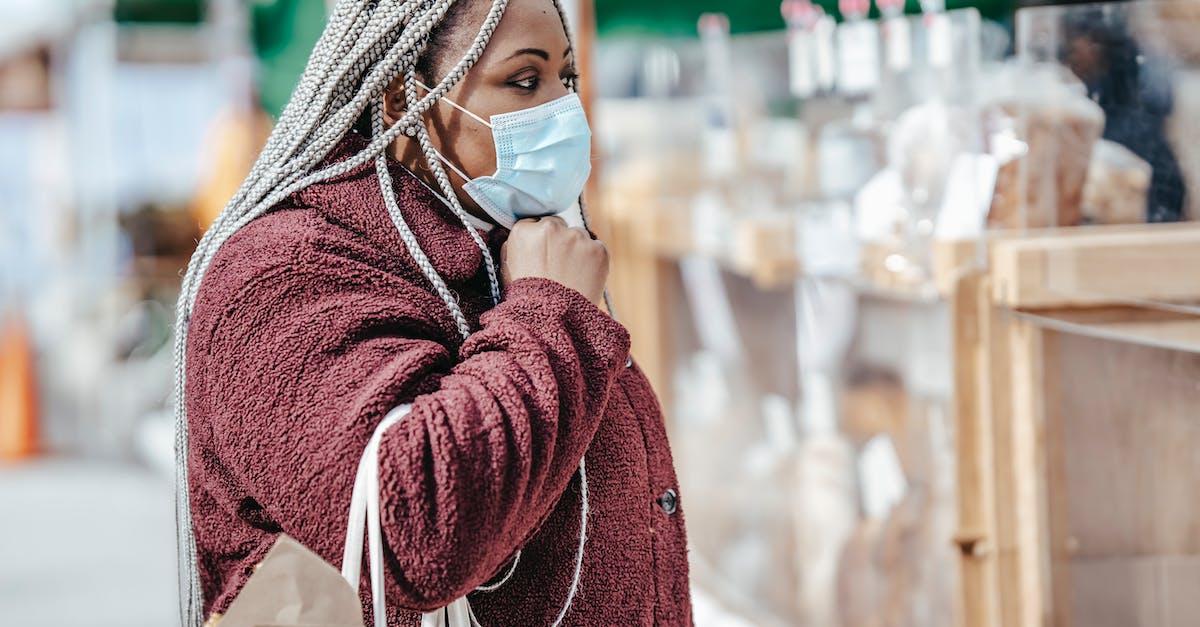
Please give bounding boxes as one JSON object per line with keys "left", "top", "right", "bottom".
{"left": 340, "top": 405, "right": 477, "bottom": 627}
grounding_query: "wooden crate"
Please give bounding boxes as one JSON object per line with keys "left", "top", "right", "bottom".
{"left": 952, "top": 223, "right": 1200, "bottom": 627}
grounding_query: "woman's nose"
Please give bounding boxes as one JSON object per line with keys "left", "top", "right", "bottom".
{"left": 540, "top": 81, "right": 571, "bottom": 105}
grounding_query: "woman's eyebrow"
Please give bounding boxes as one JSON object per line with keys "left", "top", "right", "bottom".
{"left": 506, "top": 48, "right": 549, "bottom": 61}
{"left": 505, "top": 46, "right": 573, "bottom": 62}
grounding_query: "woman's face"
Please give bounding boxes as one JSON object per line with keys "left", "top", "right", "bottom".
{"left": 386, "top": 0, "right": 577, "bottom": 219}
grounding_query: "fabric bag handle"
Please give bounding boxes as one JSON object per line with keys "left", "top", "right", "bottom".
{"left": 340, "top": 405, "right": 476, "bottom": 627}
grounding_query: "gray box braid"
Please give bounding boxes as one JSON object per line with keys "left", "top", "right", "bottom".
{"left": 171, "top": 1, "right": 590, "bottom": 626}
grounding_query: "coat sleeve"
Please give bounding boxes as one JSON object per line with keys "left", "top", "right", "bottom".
{"left": 188, "top": 243, "right": 631, "bottom": 612}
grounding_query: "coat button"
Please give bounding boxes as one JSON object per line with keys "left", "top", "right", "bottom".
{"left": 657, "top": 488, "right": 678, "bottom": 515}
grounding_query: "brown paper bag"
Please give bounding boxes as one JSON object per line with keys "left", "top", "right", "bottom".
{"left": 215, "top": 405, "right": 462, "bottom": 627}
{"left": 216, "top": 535, "right": 365, "bottom": 627}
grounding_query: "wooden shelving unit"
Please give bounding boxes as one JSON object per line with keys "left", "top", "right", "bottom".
{"left": 952, "top": 222, "right": 1200, "bottom": 627}
{"left": 600, "top": 178, "right": 1200, "bottom": 626}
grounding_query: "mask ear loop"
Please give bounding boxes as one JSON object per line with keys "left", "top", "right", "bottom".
{"left": 414, "top": 79, "right": 493, "bottom": 128}
{"left": 412, "top": 79, "right": 490, "bottom": 189}
{"left": 428, "top": 146, "right": 473, "bottom": 185}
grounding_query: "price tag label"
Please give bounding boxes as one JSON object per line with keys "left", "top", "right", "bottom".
{"left": 884, "top": 17, "right": 912, "bottom": 71}
{"left": 926, "top": 12, "right": 953, "bottom": 68}
{"left": 789, "top": 31, "right": 816, "bottom": 97}
{"left": 690, "top": 190, "right": 727, "bottom": 255}
{"left": 935, "top": 152, "right": 998, "bottom": 239}
{"left": 837, "top": 20, "right": 880, "bottom": 95}
{"left": 701, "top": 125, "right": 736, "bottom": 179}
{"left": 815, "top": 15, "right": 838, "bottom": 91}
{"left": 859, "top": 435, "right": 907, "bottom": 520}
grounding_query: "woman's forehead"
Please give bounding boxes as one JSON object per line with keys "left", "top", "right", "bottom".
{"left": 473, "top": 0, "right": 572, "bottom": 68}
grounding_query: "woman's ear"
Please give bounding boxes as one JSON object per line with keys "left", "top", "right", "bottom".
{"left": 381, "top": 81, "right": 407, "bottom": 128}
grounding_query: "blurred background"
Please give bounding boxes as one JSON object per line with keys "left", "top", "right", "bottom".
{"left": 4, "top": 0, "right": 1200, "bottom": 625}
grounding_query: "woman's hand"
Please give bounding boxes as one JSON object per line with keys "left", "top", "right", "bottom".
{"left": 501, "top": 216, "right": 609, "bottom": 306}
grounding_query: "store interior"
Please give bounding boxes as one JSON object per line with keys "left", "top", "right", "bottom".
{"left": 3, "top": 0, "right": 1200, "bottom": 625}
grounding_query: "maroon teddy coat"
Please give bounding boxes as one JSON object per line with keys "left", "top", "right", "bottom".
{"left": 185, "top": 132, "right": 693, "bottom": 626}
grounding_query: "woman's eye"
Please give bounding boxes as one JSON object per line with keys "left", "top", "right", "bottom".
{"left": 562, "top": 73, "right": 580, "bottom": 89}
{"left": 511, "top": 76, "right": 538, "bottom": 91}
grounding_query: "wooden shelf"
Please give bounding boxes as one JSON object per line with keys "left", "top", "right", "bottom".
{"left": 990, "top": 223, "right": 1200, "bottom": 309}
{"left": 952, "top": 222, "right": 1200, "bottom": 627}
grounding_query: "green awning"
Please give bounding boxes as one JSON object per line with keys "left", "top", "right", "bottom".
{"left": 595, "top": 0, "right": 1018, "bottom": 37}
{"left": 251, "top": 0, "right": 327, "bottom": 118}
{"left": 114, "top": 0, "right": 205, "bottom": 24}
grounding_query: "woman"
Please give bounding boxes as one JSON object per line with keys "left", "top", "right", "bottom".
{"left": 174, "top": 0, "right": 693, "bottom": 625}
{"left": 1061, "top": 9, "right": 1185, "bottom": 223}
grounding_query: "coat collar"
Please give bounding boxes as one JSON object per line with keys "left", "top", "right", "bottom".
{"left": 292, "top": 131, "right": 505, "bottom": 286}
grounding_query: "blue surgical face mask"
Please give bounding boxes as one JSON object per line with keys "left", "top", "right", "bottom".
{"left": 416, "top": 80, "right": 593, "bottom": 229}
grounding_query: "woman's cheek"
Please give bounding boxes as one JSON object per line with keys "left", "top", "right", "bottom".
{"left": 464, "top": 125, "right": 498, "bottom": 177}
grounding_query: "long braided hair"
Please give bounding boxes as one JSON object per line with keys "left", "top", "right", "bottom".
{"left": 173, "top": 1, "right": 585, "bottom": 625}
